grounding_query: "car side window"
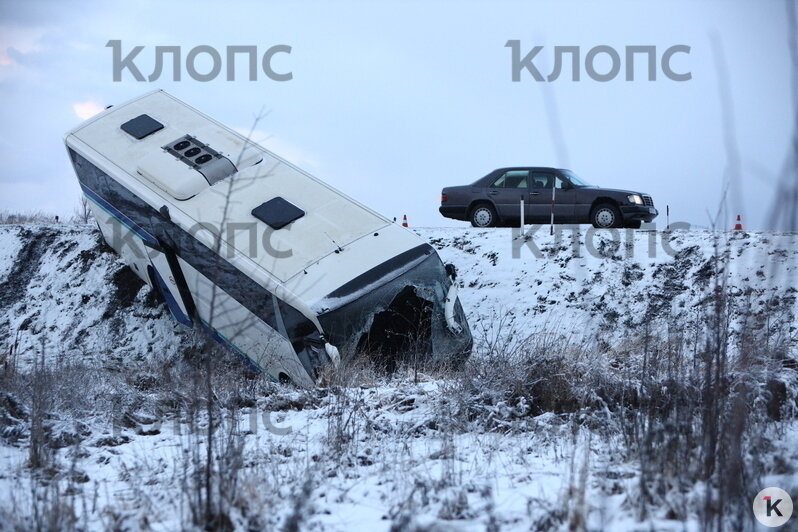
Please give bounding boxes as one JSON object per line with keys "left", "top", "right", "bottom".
{"left": 530, "top": 173, "right": 554, "bottom": 189}
{"left": 491, "top": 170, "right": 528, "bottom": 189}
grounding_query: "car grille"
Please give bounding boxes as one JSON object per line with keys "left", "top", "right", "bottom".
{"left": 642, "top": 195, "right": 654, "bottom": 207}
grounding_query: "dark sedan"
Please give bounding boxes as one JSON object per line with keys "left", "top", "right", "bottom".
{"left": 439, "top": 167, "right": 658, "bottom": 228}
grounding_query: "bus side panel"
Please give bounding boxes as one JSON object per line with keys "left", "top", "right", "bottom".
{"left": 177, "top": 257, "right": 312, "bottom": 386}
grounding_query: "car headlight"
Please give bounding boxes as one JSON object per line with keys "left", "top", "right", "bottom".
{"left": 627, "top": 194, "right": 643, "bottom": 205}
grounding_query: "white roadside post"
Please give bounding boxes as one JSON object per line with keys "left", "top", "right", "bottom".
{"left": 549, "top": 180, "right": 556, "bottom": 235}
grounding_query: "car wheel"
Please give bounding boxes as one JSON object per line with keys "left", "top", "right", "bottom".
{"left": 470, "top": 204, "right": 497, "bottom": 227}
{"left": 591, "top": 203, "right": 622, "bottom": 228}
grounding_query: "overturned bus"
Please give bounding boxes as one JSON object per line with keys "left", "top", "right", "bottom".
{"left": 64, "top": 90, "right": 472, "bottom": 385}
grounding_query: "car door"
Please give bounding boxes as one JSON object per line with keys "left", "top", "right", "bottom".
{"left": 527, "top": 172, "right": 554, "bottom": 222}
{"left": 552, "top": 174, "right": 576, "bottom": 221}
{"left": 486, "top": 170, "right": 529, "bottom": 219}
{"left": 527, "top": 172, "right": 577, "bottom": 222}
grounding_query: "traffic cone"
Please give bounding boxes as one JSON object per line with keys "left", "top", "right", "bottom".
{"left": 733, "top": 215, "right": 743, "bottom": 231}
{"left": 402, "top": 214, "right": 409, "bottom": 228}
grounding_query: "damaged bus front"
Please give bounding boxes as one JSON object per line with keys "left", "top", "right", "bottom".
{"left": 315, "top": 243, "right": 472, "bottom": 371}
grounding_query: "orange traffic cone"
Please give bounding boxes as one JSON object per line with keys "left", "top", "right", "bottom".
{"left": 402, "top": 214, "right": 409, "bottom": 228}
{"left": 733, "top": 215, "right": 743, "bottom": 230}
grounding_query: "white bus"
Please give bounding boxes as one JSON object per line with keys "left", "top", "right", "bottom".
{"left": 64, "top": 90, "right": 471, "bottom": 385}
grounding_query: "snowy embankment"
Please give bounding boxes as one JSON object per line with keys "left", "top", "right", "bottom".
{"left": 0, "top": 223, "right": 796, "bottom": 531}
{"left": 421, "top": 226, "right": 797, "bottom": 351}
{"left": 1, "top": 224, "right": 795, "bottom": 368}
{"left": 0, "top": 225, "right": 187, "bottom": 370}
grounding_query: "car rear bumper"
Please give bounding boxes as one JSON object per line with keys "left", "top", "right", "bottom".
{"left": 621, "top": 205, "right": 658, "bottom": 222}
{"left": 439, "top": 205, "right": 468, "bottom": 221}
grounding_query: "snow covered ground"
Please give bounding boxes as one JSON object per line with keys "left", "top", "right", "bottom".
{"left": 422, "top": 226, "right": 797, "bottom": 348}
{"left": 2, "top": 224, "right": 794, "bottom": 369}
{"left": 0, "top": 223, "right": 796, "bottom": 531}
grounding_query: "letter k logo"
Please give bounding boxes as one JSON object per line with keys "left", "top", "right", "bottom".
{"left": 754, "top": 487, "right": 792, "bottom": 527}
{"left": 764, "top": 496, "right": 783, "bottom": 517}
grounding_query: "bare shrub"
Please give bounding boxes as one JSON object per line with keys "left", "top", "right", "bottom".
{"left": 281, "top": 474, "right": 315, "bottom": 532}
{"left": 444, "top": 332, "right": 621, "bottom": 433}
{"left": 71, "top": 196, "right": 93, "bottom": 224}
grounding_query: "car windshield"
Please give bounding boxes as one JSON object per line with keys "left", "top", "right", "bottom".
{"left": 561, "top": 169, "right": 590, "bottom": 187}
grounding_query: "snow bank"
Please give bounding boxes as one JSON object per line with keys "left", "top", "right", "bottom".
{"left": 1, "top": 224, "right": 794, "bottom": 370}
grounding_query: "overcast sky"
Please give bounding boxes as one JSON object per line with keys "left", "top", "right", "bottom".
{"left": 0, "top": 0, "right": 794, "bottom": 229}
